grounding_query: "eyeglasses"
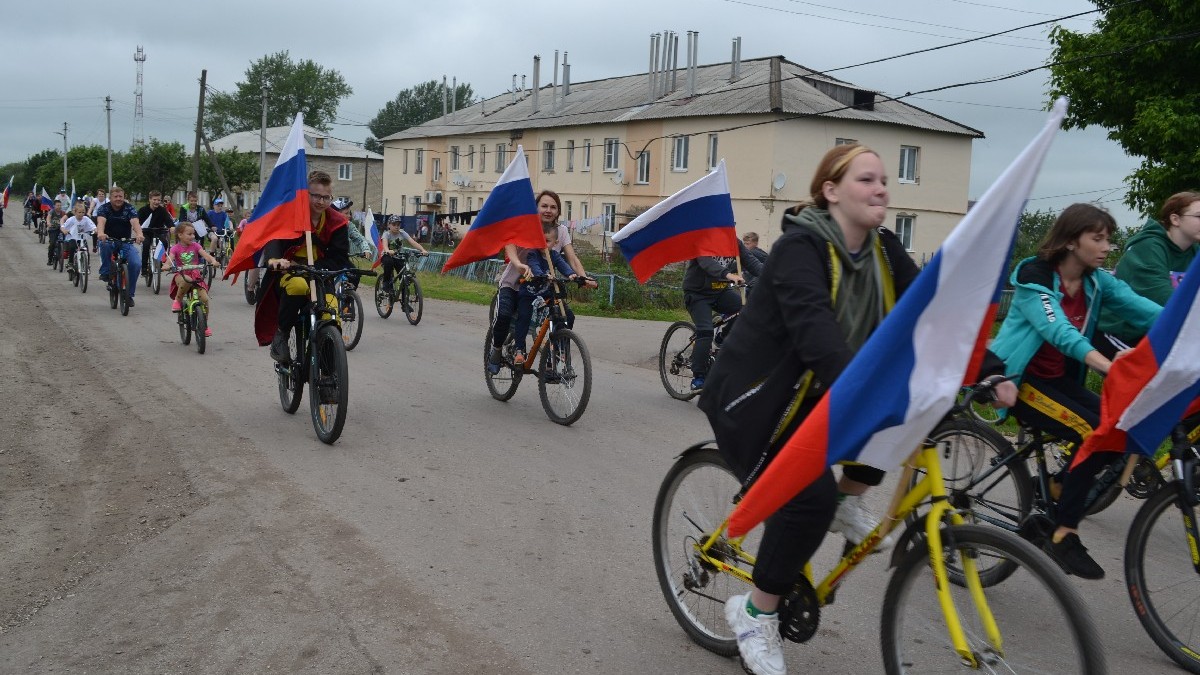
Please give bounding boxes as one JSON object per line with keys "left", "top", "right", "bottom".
{"left": 1181, "top": 213, "right": 1200, "bottom": 219}
{"left": 308, "top": 193, "right": 333, "bottom": 202}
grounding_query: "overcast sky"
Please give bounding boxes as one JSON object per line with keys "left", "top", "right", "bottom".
{"left": 3, "top": 0, "right": 1140, "bottom": 226}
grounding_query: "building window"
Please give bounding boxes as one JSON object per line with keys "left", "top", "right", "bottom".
{"left": 564, "top": 200, "right": 572, "bottom": 221}
{"left": 899, "top": 145, "right": 920, "bottom": 183}
{"left": 707, "top": 134, "right": 718, "bottom": 170}
{"left": 566, "top": 140, "right": 575, "bottom": 172}
{"left": 636, "top": 151, "right": 650, "bottom": 184}
{"left": 449, "top": 196, "right": 458, "bottom": 213}
{"left": 337, "top": 163, "right": 352, "bottom": 181}
{"left": 580, "top": 201, "right": 589, "bottom": 219}
{"left": 604, "top": 138, "right": 620, "bottom": 172}
{"left": 496, "top": 143, "right": 507, "bottom": 172}
{"left": 602, "top": 203, "right": 617, "bottom": 232}
{"left": 467, "top": 197, "right": 473, "bottom": 212}
{"left": 480, "top": 145, "right": 487, "bottom": 172}
{"left": 415, "top": 149, "right": 424, "bottom": 174}
{"left": 835, "top": 137, "right": 858, "bottom": 146}
{"left": 401, "top": 195, "right": 406, "bottom": 216}
{"left": 403, "top": 150, "right": 409, "bottom": 174}
{"left": 672, "top": 136, "right": 689, "bottom": 172}
{"left": 543, "top": 140, "right": 555, "bottom": 172}
{"left": 467, "top": 145, "right": 474, "bottom": 171}
{"left": 432, "top": 157, "right": 441, "bottom": 182}
{"left": 582, "top": 139, "right": 592, "bottom": 171}
{"left": 895, "top": 215, "right": 915, "bottom": 251}
{"left": 450, "top": 145, "right": 460, "bottom": 171}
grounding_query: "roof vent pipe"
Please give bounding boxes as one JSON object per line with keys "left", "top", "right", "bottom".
{"left": 685, "top": 31, "right": 693, "bottom": 95}
{"left": 690, "top": 31, "right": 699, "bottom": 97}
{"left": 670, "top": 32, "right": 680, "bottom": 93}
{"left": 648, "top": 33, "right": 659, "bottom": 103}
{"left": 734, "top": 36, "right": 742, "bottom": 80}
{"left": 521, "top": 74, "right": 526, "bottom": 92}
{"left": 512, "top": 74, "right": 518, "bottom": 103}
{"left": 442, "top": 75, "right": 448, "bottom": 117}
{"left": 531, "top": 55, "right": 541, "bottom": 114}
{"left": 451, "top": 76, "right": 457, "bottom": 118}
{"left": 563, "top": 52, "right": 571, "bottom": 97}
{"left": 662, "top": 30, "right": 673, "bottom": 97}
{"left": 552, "top": 50, "right": 559, "bottom": 112}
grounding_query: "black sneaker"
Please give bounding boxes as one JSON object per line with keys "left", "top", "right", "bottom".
{"left": 99, "top": 273, "right": 110, "bottom": 282}
{"left": 126, "top": 295, "right": 134, "bottom": 308}
{"left": 1045, "top": 533, "right": 1105, "bottom": 580}
{"left": 269, "top": 330, "right": 291, "bottom": 364}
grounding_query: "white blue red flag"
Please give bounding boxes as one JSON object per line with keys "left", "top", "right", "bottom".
{"left": 40, "top": 187, "right": 53, "bottom": 212}
{"left": 363, "top": 207, "right": 385, "bottom": 269}
{"left": 727, "top": 99, "right": 1068, "bottom": 538}
{"left": 442, "top": 145, "right": 545, "bottom": 272}
{"left": 2, "top": 176, "right": 12, "bottom": 209}
{"left": 70, "top": 179, "right": 76, "bottom": 208}
{"left": 612, "top": 160, "right": 739, "bottom": 283}
{"left": 153, "top": 239, "right": 167, "bottom": 264}
{"left": 224, "top": 113, "right": 310, "bottom": 279}
{"left": 1073, "top": 255, "right": 1200, "bottom": 465}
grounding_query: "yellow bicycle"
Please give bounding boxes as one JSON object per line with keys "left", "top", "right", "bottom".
{"left": 652, "top": 431, "right": 1106, "bottom": 673}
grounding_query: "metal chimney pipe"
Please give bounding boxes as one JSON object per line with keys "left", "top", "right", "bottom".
{"left": 730, "top": 39, "right": 737, "bottom": 82}
{"left": 671, "top": 33, "right": 680, "bottom": 93}
{"left": 512, "top": 74, "right": 518, "bottom": 103}
{"left": 521, "top": 74, "right": 526, "bottom": 91}
{"left": 662, "top": 31, "right": 673, "bottom": 97}
{"left": 532, "top": 55, "right": 541, "bottom": 113}
{"left": 649, "top": 33, "right": 659, "bottom": 103}
{"left": 442, "top": 75, "right": 448, "bottom": 117}
{"left": 685, "top": 31, "right": 693, "bottom": 95}
{"left": 691, "top": 31, "right": 699, "bottom": 96}
{"left": 451, "top": 76, "right": 457, "bottom": 117}
{"left": 563, "top": 52, "right": 570, "bottom": 97}
{"left": 552, "top": 49, "right": 559, "bottom": 112}
{"left": 735, "top": 36, "right": 742, "bottom": 79}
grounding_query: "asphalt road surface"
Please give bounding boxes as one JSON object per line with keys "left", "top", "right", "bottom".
{"left": 0, "top": 204, "right": 1180, "bottom": 673}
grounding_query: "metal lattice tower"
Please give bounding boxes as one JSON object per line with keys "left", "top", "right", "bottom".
{"left": 133, "top": 46, "right": 147, "bottom": 146}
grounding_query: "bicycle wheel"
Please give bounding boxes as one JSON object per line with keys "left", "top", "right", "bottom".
{"left": 204, "top": 263, "right": 216, "bottom": 286}
{"left": 309, "top": 324, "right": 349, "bottom": 444}
{"left": 488, "top": 290, "right": 499, "bottom": 325}
{"left": 659, "top": 321, "right": 698, "bottom": 401}
{"left": 151, "top": 254, "right": 162, "bottom": 294}
{"left": 340, "top": 291, "right": 364, "bottom": 350}
{"left": 78, "top": 250, "right": 88, "bottom": 293}
{"left": 118, "top": 267, "right": 130, "bottom": 316}
{"left": 904, "top": 418, "right": 1032, "bottom": 587}
{"left": 194, "top": 306, "right": 207, "bottom": 354}
{"left": 243, "top": 272, "right": 256, "bottom": 305}
{"left": 71, "top": 257, "right": 80, "bottom": 287}
{"left": 55, "top": 244, "right": 64, "bottom": 273}
{"left": 484, "top": 326, "right": 522, "bottom": 401}
{"left": 277, "top": 324, "right": 304, "bottom": 414}
{"left": 179, "top": 307, "right": 192, "bottom": 345}
{"left": 374, "top": 278, "right": 394, "bottom": 318}
{"left": 538, "top": 328, "right": 592, "bottom": 426}
{"left": 401, "top": 275, "right": 423, "bottom": 325}
{"left": 1126, "top": 483, "right": 1200, "bottom": 673}
{"left": 653, "top": 446, "right": 759, "bottom": 657}
{"left": 881, "top": 524, "right": 1105, "bottom": 675}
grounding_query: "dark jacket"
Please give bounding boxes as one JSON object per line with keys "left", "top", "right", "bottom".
{"left": 683, "top": 240, "right": 765, "bottom": 294}
{"left": 137, "top": 205, "right": 173, "bottom": 231}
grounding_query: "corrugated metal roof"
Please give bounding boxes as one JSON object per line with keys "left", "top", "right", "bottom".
{"left": 211, "top": 125, "right": 383, "bottom": 160}
{"left": 382, "top": 56, "right": 983, "bottom": 142}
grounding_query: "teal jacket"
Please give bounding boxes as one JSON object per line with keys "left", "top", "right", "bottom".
{"left": 991, "top": 257, "right": 1161, "bottom": 385}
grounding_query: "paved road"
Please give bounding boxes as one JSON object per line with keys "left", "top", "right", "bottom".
{"left": 0, "top": 206, "right": 1179, "bottom": 673}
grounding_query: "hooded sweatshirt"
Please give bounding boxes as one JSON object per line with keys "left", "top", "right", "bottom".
{"left": 1098, "top": 217, "right": 1198, "bottom": 339}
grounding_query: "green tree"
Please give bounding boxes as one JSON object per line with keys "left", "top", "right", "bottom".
{"left": 33, "top": 151, "right": 66, "bottom": 196}
{"left": 65, "top": 145, "right": 113, "bottom": 195}
{"left": 205, "top": 51, "right": 352, "bottom": 139}
{"left": 116, "top": 139, "right": 189, "bottom": 199}
{"left": 1009, "top": 208, "right": 1133, "bottom": 275}
{"left": 1047, "top": 2, "right": 1200, "bottom": 214}
{"left": 364, "top": 80, "right": 473, "bottom": 153}
{"left": 199, "top": 147, "right": 261, "bottom": 200}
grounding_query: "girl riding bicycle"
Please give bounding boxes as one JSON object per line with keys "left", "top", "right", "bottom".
{"left": 60, "top": 202, "right": 96, "bottom": 271}
{"left": 166, "top": 222, "right": 221, "bottom": 337}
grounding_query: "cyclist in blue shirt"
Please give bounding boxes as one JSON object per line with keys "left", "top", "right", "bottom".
{"left": 95, "top": 186, "right": 144, "bottom": 305}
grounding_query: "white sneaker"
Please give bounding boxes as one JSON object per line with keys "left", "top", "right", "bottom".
{"left": 724, "top": 593, "right": 786, "bottom": 675}
{"left": 829, "top": 494, "right": 895, "bottom": 550}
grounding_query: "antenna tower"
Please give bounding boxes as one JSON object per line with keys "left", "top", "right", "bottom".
{"left": 133, "top": 46, "right": 147, "bottom": 146}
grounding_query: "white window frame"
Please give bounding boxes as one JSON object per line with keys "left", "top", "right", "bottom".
{"left": 602, "top": 203, "right": 617, "bottom": 232}
{"left": 448, "top": 196, "right": 458, "bottom": 213}
{"left": 479, "top": 145, "right": 487, "bottom": 172}
{"left": 496, "top": 143, "right": 507, "bottom": 172}
{"left": 337, "top": 163, "right": 352, "bottom": 181}
{"left": 835, "top": 137, "right": 858, "bottom": 146}
{"left": 707, "top": 134, "right": 718, "bottom": 171}
{"left": 580, "top": 201, "right": 589, "bottom": 220}
{"left": 564, "top": 200, "right": 572, "bottom": 221}
{"left": 467, "top": 145, "right": 474, "bottom": 171}
{"left": 415, "top": 149, "right": 424, "bottom": 174}
{"left": 636, "top": 151, "right": 650, "bottom": 184}
{"left": 432, "top": 157, "right": 441, "bottom": 182}
{"left": 899, "top": 145, "right": 920, "bottom": 184}
{"left": 450, "top": 145, "right": 460, "bottom": 171}
{"left": 543, "top": 140, "right": 555, "bottom": 172}
{"left": 467, "top": 197, "right": 473, "bottom": 212}
{"left": 403, "top": 150, "right": 409, "bottom": 174}
{"left": 603, "top": 138, "right": 619, "bottom": 172}
{"left": 401, "top": 195, "right": 406, "bottom": 216}
{"left": 566, "top": 140, "right": 575, "bottom": 172}
{"left": 895, "top": 214, "right": 915, "bottom": 251}
{"left": 582, "top": 139, "right": 592, "bottom": 171}
{"left": 672, "top": 136, "right": 689, "bottom": 172}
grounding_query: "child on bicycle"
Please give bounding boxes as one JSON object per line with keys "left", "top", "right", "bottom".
{"left": 45, "top": 200, "right": 67, "bottom": 265}
{"left": 379, "top": 215, "right": 427, "bottom": 290}
{"left": 60, "top": 202, "right": 96, "bottom": 272}
{"left": 510, "top": 231, "right": 579, "bottom": 365}
{"left": 166, "top": 221, "right": 221, "bottom": 336}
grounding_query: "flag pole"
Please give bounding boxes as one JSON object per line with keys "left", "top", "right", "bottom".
{"left": 735, "top": 256, "right": 746, "bottom": 304}
{"left": 305, "top": 230, "right": 318, "bottom": 303}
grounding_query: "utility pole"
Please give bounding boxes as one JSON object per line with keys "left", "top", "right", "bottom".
{"left": 54, "top": 122, "right": 68, "bottom": 189}
{"left": 362, "top": 154, "right": 369, "bottom": 210}
{"left": 105, "top": 96, "right": 113, "bottom": 189}
{"left": 200, "top": 133, "right": 239, "bottom": 222}
{"left": 260, "top": 86, "right": 269, "bottom": 192}
{"left": 192, "top": 69, "right": 207, "bottom": 192}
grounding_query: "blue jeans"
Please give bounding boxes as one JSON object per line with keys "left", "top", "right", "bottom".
{"left": 99, "top": 241, "right": 142, "bottom": 296}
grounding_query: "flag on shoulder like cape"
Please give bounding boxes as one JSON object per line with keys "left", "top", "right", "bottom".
{"left": 611, "top": 160, "right": 738, "bottom": 283}
{"left": 224, "top": 113, "right": 310, "bottom": 280}
{"left": 40, "top": 187, "right": 53, "bottom": 212}
{"left": 366, "top": 207, "right": 390, "bottom": 270}
{"left": 2, "top": 176, "right": 12, "bottom": 209}
{"left": 1072, "top": 253, "right": 1200, "bottom": 467}
{"left": 726, "top": 99, "right": 1069, "bottom": 539}
{"left": 442, "top": 145, "right": 545, "bottom": 272}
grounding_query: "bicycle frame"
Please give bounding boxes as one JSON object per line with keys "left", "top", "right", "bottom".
{"left": 691, "top": 443, "right": 1000, "bottom": 667}
{"left": 518, "top": 279, "right": 573, "bottom": 375}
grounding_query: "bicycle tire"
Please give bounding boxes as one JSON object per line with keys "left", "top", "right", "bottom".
{"left": 194, "top": 306, "right": 207, "bottom": 354}
{"left": 402, "top": 275, "right": 423, "bottom": 325}
{"left": 310, "top": 324, "right": 349, "bottom": 444}
{"left": 904, "top": 418, "right": 1031, "bottom": 587}
{"left": 118, "top": 267, "right": 130, "bottom": 316}
{"left": 71, "top": 259, "right": 80, "bottom": 287}
{"left": 243, "top": 272, "right": 256, "bottom": 305}
{"left": 78, "top": 250, "right": 88, "bottom": 293}
{"left": 659, "top": 321, "right": 698, "bottom": 401}
{"left": 652, "top": 446, "right": 757, "bottom": 657}
{"left": 538, "top": 328, "right": 592, "bottom": 426}
{"left": 151, "top": 255, "right": 162, "bottom": 294}
{"left": 488, "top": 290, "right": 499, "bottom": 325}
{"left": 179, "top": 307, "right": 192, "bottom": 345}
{"left": 1125, "top": 483, "right": 1200, "bottom": 673}
{"left": 484, "top": 326, "right": 522, "bottom": 401}
{"left": 278, "top": 324, "right": 304, "bottom": 414}
{"left": 340, "top": 290, "right": 364, "bottom": 351}
{"left": 374, "top": 279, "right": 394, "bottom": 318}
{"left": 881, "top": 524, "right": 1106, "bottom": 675}
{"left": 55, "top": 244, "right": 64, "bottom": 273}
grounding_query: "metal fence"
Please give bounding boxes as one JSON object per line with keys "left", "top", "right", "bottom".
{"left": 411, "top": 250, "right": 506, "bottom": 284}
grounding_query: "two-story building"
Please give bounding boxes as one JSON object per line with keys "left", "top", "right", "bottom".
{"left": 380, "top": 54, "right": 982, "bottom": 262}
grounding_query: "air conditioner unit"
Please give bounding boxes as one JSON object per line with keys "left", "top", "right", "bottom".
{"left": 424, "top": 190, "right": 443, "bottom": 204}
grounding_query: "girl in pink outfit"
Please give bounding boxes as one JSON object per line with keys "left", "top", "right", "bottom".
{"left": 166, "top": 222, "right": 220, "bottom": 336}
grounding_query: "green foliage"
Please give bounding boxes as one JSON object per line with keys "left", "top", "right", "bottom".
{"left": 1047, "top": 2, "right": 1200, "bottom": 214}
{"left": 205, "top": 51, "right": 352, "bottom": 139}
{"left": 116, "top": 139, "right": 190, "bottom": 198}
{"left": 199, "top": 147, "right": 260, "bottom": 197}
{"left": 364, "top": 81, "right": 474, "bottom": 152}
{"left": 33, "top": 150, "right": 65, "bottom": 194}
{"left": 1009, "top": 209, "right": 1057, "bottom": 274}
{"left": 64, "top": 145, "right": 113, "bottom": 195}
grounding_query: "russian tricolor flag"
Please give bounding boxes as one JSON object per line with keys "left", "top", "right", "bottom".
{"left": 362, "top": 207, "right": 386, "bottom": 269}
{"left": 442, "top": 145, "right": 545, "bottom": 272}
{"left": 224, "top": 114, "right": 310, "bottom": 280}
{"left": 727, "top": 99, "right": 1068, "bottom": 538}
{"left": 40, "top": 187, "right": 53, "bottom": 212}
{"left": 612, "top": 160, "right": 739, "bottom": 283}
{"left": 1072, "top": 253, "right": 1200, "bottom": 466}
{"left": 2, "top": 176, "right": 12, "bottom": 209}
{"left": 153, "top": 239, "right": 167, "bottom": 264}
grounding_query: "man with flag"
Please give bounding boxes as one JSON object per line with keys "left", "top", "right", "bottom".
{"left": 1, "top": 176, "right": 11, "bottom": 226}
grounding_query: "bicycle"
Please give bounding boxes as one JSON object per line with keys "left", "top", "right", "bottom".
{"left": 67, "top": 234, "right": 90, "bottom": 293}
{"left": 273, "top": 264, "right": 376, "bottom": 444}
{"left": 334, "top": 271, "right": 364, "bottom": 350}
{"left": 103, "top": 238, "right": 136, "bottom": 317}
{"left": 484, "top": 275, "right": 593, "bottom": 426}
{"left": 652, "top": 426, "right": 1106, "bottom": 673}
{"left": 51, "top": 233, "right": 66, "bottom": 274}
{"left": 210, "top": 230, "right": 233, "bottom": 275}
{"left": 374, "top": 249, "right": 424, "bottom": 325}
{"left": 171, "top": 264, "right": 211, "bottom": 354}
{"left": 36, "top": 215, "right": 47, "bottom": 244}
{"left": 143, "top": 229, "right": 170, "bottom": 295}
{"left": 658, "top": 310, "right": 739, "bottom": 401}
{"left": 24, "top": 207, "right": 33, "bottom": 230}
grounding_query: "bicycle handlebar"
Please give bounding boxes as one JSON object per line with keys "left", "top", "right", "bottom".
{"left": 278, "top": 263, "right": 377, "bottom": 278}
{"left": 523, "top": 273, "right": 595, "bottom": 288}
{"left": 956, "top": 377, "right": 1009, "bottom": 411}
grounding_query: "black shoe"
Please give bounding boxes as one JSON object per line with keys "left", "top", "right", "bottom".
{"left": 1044, "top": 533, "right": 1105, "bottom": 580}
{"left": 99, "top": 273, "right": 110, "bottom": 282}
{"left": 270, "top": 330, "right": 290, "bottom": 364}
{"left": 126, "top": 295, "right": 134, "bottom": 308}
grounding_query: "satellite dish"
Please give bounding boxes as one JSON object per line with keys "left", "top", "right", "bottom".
{"left": 772, "top": 172, "right": 787, "bottom": 191}
{"left": 613, "top": 169, "right": 625, "bottom": 184}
